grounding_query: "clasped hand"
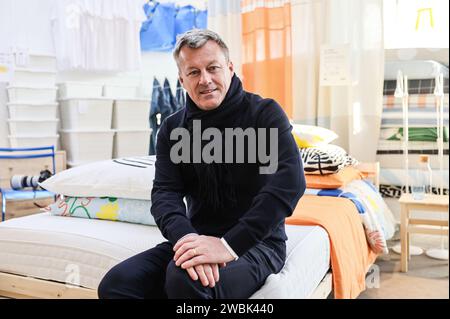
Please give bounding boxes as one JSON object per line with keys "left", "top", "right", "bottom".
{"left": 173, "top": 234, "right": 235, "bottom": 288}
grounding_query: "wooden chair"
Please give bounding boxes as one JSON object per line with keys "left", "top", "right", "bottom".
{"left": 0, "top": 146, "right": 56, "bottom": 221}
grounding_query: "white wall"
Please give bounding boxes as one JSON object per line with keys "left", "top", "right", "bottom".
{"left": 0, "top": 0, "right": 181, "bottom": 147}
{"left": 383, "top": 0, "right": 449, "bottom": 50}
{"left": 0, "top": 0, "right": 55, "bottom": 55}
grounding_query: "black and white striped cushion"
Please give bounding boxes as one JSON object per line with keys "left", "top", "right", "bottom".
{"left": 300, "top": 144, "right": 358, "bottom": 175}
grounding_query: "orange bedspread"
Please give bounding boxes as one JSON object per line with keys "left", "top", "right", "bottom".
{"left": 286, "top": 195, "right": 378, "bottom": 299}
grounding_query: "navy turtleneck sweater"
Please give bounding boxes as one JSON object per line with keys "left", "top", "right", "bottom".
{"left": 151, "top": 75, "right": 306, "bottom": 257}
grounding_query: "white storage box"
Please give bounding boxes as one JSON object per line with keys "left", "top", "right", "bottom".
{"left": 59, "top": 98, "right": 113, "bottom": 130}
{"left": 7, "top": 102, "right": 58, "bottom": 120}
{"left": 60, "top": 129, "right": 114, "bottom": 163}
{"left": 28, "top": 54, "right": 57, "bottom": 70}
{"left": 11, "top": 68, "right": 56, "bottom": 86}
{"left": 113, "top": 129, "right": 152, "bottom": 158}
{"left": 58, "top": 82, "right": 104, "bottom": 99}
{"left": 103, "top": 84, "right": 137, "bottom": 99}
{"left": 8, "top": 134, "right": 59, "bottom": 149}
{"left": 7, "top": 85, "right": 58, "bottom": 103}
{"left": 112, "top": 99, "right": 151, "bottom": 129}
{"left": 7, "top": 119, "right": 59, "bottom": 136}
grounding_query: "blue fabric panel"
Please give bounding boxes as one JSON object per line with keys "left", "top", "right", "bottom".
{"left": 195, "top": 10, "right": 207, "bottom": 29}
{"left": 140, "top": 2, "right": 176, "bottom": 52}
{"left": 175, "top": 5, "right": 196, "bottom": 35}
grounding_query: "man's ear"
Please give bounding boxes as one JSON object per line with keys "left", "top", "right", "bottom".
{"left": 178, "top": 74, "right": 184, "bottom": 86}
{"left": 228, "top": 61, "right": 234, "bottom": 73}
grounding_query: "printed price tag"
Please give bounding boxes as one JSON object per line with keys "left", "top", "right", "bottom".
{"left": 319, "top": 44, "right": 352, "bottom": 86}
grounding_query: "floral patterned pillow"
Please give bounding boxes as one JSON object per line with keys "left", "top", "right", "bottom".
{"left": 43, "top": 195, "right": 156, "bottom": 226}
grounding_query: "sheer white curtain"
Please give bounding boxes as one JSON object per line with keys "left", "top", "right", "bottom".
{"left": 291, "top": 0, "right": 384, "bottom": 162}
{"left": 207, "top": 0, "right": 242, "bottom": 76}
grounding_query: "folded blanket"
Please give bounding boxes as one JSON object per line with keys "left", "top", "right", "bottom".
{"left": 304, "top": 179, "right": 396, "bottom": 254}
{"left": 286, "top": 195, "right": 378, "bottom": 299}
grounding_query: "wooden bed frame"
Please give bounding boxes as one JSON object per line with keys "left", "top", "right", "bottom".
{"left": 0, "top": 271, "right": 333, "bottom": 299}
{"left": 0, "top": 163, "right": 379, "bottom": 299}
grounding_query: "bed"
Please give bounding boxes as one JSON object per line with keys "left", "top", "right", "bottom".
{"left": 0, "top": 214, "right": 331, "bottom": 299}
{"left": 0, "top": 163, "right": 383, "bottom": 299}
{"left": 379, "top": 60, "right": 450, "bottom": 198}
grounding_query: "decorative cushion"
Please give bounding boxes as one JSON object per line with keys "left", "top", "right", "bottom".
{"left": 44, "top": 195, "right": 156, "bottom": 226}
{"left": 301, "top": 144, "right": 358, "bottom": 175}
{"left": 39, "top": 156, "right": 156, "bottom": 200}
{"left": 291, "top": 124, "right": 338, "bottom": 148}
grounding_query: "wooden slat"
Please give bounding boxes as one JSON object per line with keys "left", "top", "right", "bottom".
{"left": 409, "top": 218, "right": 448, "bottom": 227}
{"left": 408, "top": 225, "right": 448, "bottom": 236}
{"left": 0, "top": 272, "right": 97, "bottom": 299}
{"left": 356, "top": 162, "right": 380, "bottom": 189}
{"left": 0, "top": 270, "right": 333, "bottom": 300}
{"left": 399, "top": 194, "right": 449, "bottom": 207}
{"left": 308, "top": 272, "right": 332, "bottom": 299}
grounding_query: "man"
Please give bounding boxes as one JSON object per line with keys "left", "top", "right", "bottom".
{"left": 98, "top": 29, "right": 305, "bottom": 299}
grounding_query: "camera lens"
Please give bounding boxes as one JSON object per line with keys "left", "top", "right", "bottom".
{"left": 27, "top": 176, "right": 39, "bottom": 188}
{"left": 10, "top": 175, "right": 39, "bottom": 190}
{"left": 10, "top": 170, "right": 52, "bottom": 190}
{"left": 10, "top": 175, "right": 23, "bottom": 190}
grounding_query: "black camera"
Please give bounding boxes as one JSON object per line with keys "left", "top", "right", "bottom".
{"left": 10, "top": 169, "right": 53, "bottom": 190}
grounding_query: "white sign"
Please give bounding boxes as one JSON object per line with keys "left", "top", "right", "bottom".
{"left": 319, "top": 44, "right": 352, "bottom": 86}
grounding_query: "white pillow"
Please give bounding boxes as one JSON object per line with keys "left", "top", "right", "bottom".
{"left": 40, "top": 156, "right": 156, "bottom": 200}
{"left": 291, "top": 124, "right": 338, "bottom": 148}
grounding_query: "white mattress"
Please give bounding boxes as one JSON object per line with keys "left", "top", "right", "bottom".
{"left": 0, "top": 213, "right": 330, "bottom": 298}
{"left": 0, "top": 213, "right": 165, "bottom": 290}
{"left": 250, "top": 225, "right": 330, "bottom": 299}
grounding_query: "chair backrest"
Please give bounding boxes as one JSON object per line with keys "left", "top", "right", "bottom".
{"left": 0, "top": 146, "right": 56, "bottom": 189}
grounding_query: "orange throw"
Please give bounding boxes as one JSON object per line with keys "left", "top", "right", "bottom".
{"left": 286, "top": 195, "right": 378, "bottom": 299}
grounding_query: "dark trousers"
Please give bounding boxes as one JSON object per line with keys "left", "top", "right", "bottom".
{"left": 98, "top": 240, "right": 285, "bottom": 299}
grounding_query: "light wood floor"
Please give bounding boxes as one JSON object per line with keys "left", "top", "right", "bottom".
{"left": 359, "top": 233, "right": 449, "bottom": 299}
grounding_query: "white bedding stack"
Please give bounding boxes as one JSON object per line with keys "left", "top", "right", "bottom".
{"left": 6, "top": 54, "right": 59, "bottom": 149}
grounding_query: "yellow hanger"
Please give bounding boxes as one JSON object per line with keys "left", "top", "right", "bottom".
{"left": 415, "top": 7, "right": 434, "bottom": 31}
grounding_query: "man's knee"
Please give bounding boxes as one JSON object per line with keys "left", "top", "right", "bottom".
{"left": 98, "top": 264, "right": 133, "bottom": 299}
{"left": 165, "top": 261, "right": 211, "bottom": 299}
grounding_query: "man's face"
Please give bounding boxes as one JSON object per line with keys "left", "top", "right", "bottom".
{"left": 177, "top": 41, "right": 234, "bottom": 111}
